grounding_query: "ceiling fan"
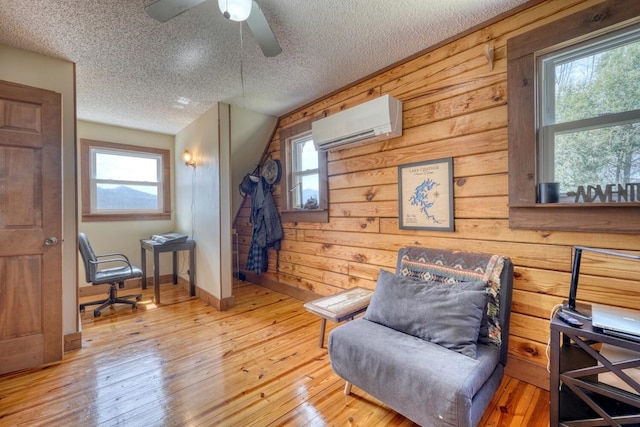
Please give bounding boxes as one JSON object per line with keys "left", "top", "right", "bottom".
{"left": 145, "top": 0, "right": 282, "bottom": 57}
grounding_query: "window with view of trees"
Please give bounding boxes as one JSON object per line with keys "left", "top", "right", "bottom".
{"left": 538, "top": 25, "right": 640, "bottom": 203}
{"left": 81, "top": 139, "right": 171, "bottom": 221}
{"left": 507, "top": 0, "right": 640, "bottom": 233}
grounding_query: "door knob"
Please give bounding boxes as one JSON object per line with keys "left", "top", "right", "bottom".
{"left": 44, "top": 237, "right": 58, "bottom": 246}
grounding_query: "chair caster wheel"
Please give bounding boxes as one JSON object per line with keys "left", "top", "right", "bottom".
{"left": 93, "top": 310, "right": 101, "bottom": 317}
{"left": 136, "top": 295, "right": 142, "bottom": 301}
{"left": 132, "top": 303, "right": 137, "bottom": 309}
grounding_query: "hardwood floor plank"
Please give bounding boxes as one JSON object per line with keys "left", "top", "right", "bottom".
{"left": 195, "top": 354, "right": 336, "bottom": 425}
{"left": 0, "top": 280, "right": 549, "bottom": 426}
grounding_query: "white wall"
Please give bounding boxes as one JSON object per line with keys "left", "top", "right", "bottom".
{"left": 0, "top": 44, "right": 77, "bottom": 335}
{"left": 219, "top": 105, "right": 233, "bottom": 302}
{"left": 77, "top": 120, "right": 176, "bottom": 284}
{"left": 175, "top": 103, "right": 233, "bottom": 302}
{"left": 230, "top": 106, "right": 277, "bottom": 217}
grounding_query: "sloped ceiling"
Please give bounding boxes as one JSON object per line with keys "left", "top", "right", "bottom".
{"left": 0, "top": 0, "right": 530, "bottom": 134}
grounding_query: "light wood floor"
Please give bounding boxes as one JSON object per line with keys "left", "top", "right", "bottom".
{"left": 0, "top": 281, "right": 549, "bottom": 426}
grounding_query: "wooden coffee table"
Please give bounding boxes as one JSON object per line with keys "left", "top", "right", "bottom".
{"left": 303, "top": 287, "right": 374, "bottom": 348}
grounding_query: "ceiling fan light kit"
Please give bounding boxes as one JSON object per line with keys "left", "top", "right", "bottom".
{"left": 145, "top": 0, "right": 281, "bottom": 57}
{"left": 218, "top": 0, "right": 252, "bottom": 22}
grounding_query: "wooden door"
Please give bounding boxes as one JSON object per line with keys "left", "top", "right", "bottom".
{"left": 0, "top": 80, "right": 62, "bottom": 375}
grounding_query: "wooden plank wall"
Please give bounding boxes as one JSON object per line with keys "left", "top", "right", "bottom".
{"left": 233, "top": 0, "right": 640, "bottom": 390}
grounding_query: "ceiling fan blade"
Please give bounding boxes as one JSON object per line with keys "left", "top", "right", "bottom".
{"left": 246, "top": 1, "right": 282, "bottom": 57}
{"left": 145, "top": 0, "right": 207, "bottom": 23}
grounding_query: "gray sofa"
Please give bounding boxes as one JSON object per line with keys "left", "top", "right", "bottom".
{"left": 328, "top": 246, "right": 513, "bottom": 427}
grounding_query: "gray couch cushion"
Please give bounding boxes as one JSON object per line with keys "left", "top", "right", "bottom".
{"left": 363, "top": 270, "right": 487, "bottom": 358}
{"left": 329, "top": 318, "right": 501, "bottom": 427}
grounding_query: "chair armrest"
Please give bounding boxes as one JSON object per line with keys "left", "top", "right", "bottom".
{"left": 95, "top": 252, "right": 132, "bottom": 261}
{"left": 90, "top": 253, "right": 134, "bottom": 271}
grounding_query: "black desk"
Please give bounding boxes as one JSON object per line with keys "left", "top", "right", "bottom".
{"left": 550, "top": 313, "right": 640, "bottom": 426}
{"left": 140, "top": 239, "right": 195, "bottom": 304}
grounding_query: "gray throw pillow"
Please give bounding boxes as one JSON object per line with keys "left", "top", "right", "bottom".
{"left": 364, "top": 270, "right": 488, "bottom": 358}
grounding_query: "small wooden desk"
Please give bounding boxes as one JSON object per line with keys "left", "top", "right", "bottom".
{"left": 140, "top": 239, "right": 195, "bottom": 304}
{"left": 303, "top": 287, "right": 374, "bottom": 348}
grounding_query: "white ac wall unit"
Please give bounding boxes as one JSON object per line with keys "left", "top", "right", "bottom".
{"left": 312, "top": 94, "right": 402, "bottom": 151}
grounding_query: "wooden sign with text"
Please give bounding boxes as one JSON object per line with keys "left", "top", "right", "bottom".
{"left": 569, "top": 183, "right": 640, "bottom": 203}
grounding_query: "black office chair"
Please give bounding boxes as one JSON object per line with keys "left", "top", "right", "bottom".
{"left": 78, "top": 232, "right": 143, "bottom": 317}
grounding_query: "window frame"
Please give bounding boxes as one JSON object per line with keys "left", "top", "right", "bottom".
{"left": 289, "top": 132, "right": 319, "bottom": 210}
{"left": 279, "top": 119, "right": 329, "bottom": 223}
{"left": 81, "top": 138, "right": 171, "bottom": 222}
{"left": 536, "top": 25, "right": 640, "bottom": 185}
{"left": 506, "top": 0, "right": 640, "bottom": 233}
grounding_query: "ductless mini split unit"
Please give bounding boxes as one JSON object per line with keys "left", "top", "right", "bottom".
{"left": 312, "top": 94, "right": 403, "bottom": 151}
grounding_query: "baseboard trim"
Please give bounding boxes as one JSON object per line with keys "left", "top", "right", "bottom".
{"left": 195, "top": 285, "right": 235, "bottom": 311}
{"left": 505, "top": 355, "right": 550, "bottom": 391}
{"left": 176, "top": 275, "right": 189, "bottom": 292}
{"left": 242, "top": 271, "right": 319, "bottom": 302}
{"left": 64, "top": 332, "right": 82, "bottom": 352}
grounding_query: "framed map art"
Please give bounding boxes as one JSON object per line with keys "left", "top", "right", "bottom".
{"left": 398, "top": 158, "right": 454, "bottom": 231}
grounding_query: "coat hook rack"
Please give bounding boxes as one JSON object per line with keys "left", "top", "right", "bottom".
{"left": 485, "top": 45, "right": 495, "bottom": 71}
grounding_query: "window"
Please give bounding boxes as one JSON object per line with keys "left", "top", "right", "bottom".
{"left": 288, "top": 132, "right": 320, "bottom": 210}
{"left": 279, "top": 119, "right": 328, "bottom": 223}
{"left": 537, "top": 26, "right": 640, "bottom": 202}
{"left": 81, "top": 139, "right": 171, "bottom": 221}
{"left": 507, "top": 0, "right": 640, "bottom": 233}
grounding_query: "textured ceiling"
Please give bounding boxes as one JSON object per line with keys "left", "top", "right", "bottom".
{"left": 0, "top": 0, "right": 530, "bottom": 135}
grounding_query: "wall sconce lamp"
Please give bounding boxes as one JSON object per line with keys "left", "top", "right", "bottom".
{"left": 182, "top": 150, "right": 197, "bottom": 168}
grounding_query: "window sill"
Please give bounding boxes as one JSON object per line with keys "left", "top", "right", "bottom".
{"left": 516, "top": 202, "right": 640, "bottom": 208}
{"left": 82, "top": 212, "right": 171, "bottom": 222}
{"left": 281, "top": 210, "right": 329, "bottom": 224}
